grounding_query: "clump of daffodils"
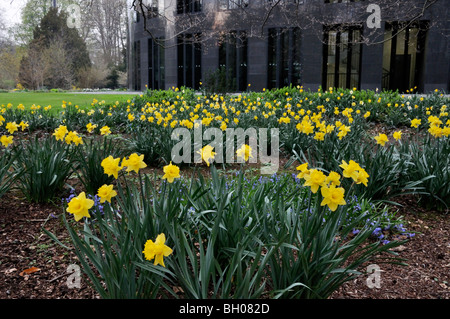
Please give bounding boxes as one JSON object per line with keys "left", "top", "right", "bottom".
{"left": 53, "top": 125, "right": 83, "bottom": 146}
{"left": 100, "top": 153, "right": 147, "bottom": 179}
{"left": 297, "top": 160, "right": 369, "bottom": 212}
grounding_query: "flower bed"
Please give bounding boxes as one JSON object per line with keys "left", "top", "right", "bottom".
{"left": 0, "top": 86, "right": 449, "bottom": 299}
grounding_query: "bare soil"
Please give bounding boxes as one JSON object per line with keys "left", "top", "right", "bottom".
{"left": 0, "top": 189, "right": 449, "bottom": 300}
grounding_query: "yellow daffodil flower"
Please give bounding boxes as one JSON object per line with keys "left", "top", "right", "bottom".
{"left": 143, "top": 233, "right": 173, "bottom": 267}
{"left": 326, "top": 171, "right": 341, "bottom": 186}
{"left": 303, "top": 169, "right": 327, "bottom": 194}
{"left": 100, "top": 126, "right": 111, "bottom": 136}
{"left": 339, "top": 160, "right": 361, "bottom": 181}
{"left": 67, "top": 192, "right": 94, "bottom": 222}
{"left": 6, "top": 122, "right": 19, "bottom": 134}
{"left": 97, "top": 184, "right": 117, "bottom": 204}
{"left": 1, "top": 135, "right": 13, "bottom": 148}
{"left": 410, "top": 118, "right": 421, "bottom": 128}
{"left": 374, "top": 133, "right": 389, "bottom": 146}
{"left": 53, "top": 125, "right": 68, "bottom": 141}
{"left": 122, "top": 153, "right": 147, "bottom": 174}
{"left": 296, "top": 163, "right": 310, "bottom": 180}
{"left": 101, "top": 156, "right": 123, "bottom": 179}
{"left": 321, "top": 184, "right": 346, "bottom": 212}
{"left": 86, "top": 123, "right": 98, "bottom": 133}
{"left": 393, "top": 131, "right": 402, "bottom": 141}
{"left": 236, "top": 144, "right": 253, "bottom": 162}
{"left": 162, "top": 162, "right": 180, "bottom": 183}
{"left": 198, "top": 145, "right": 216, "bottom": 167}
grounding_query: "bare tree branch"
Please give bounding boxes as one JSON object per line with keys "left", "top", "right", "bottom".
{"left": 129, "top": 0, "right": 447, "bottom": 49}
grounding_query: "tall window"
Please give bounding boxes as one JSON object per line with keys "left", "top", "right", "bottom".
{"left": 177, "top": 34, "right": 202, "bottom": 89}
{"left": 148, "top": 38, "right": 165, "bottom": 90}
{"left": 323, "top": 26, "right": 362, "bottom": 89}
{"left": 219, "top": 31, "right": 248, "bottom": 91}
{"left": 134, "top": 41, "right": 141, "bottom": 91}
{"left": 382, "top": 21, "right": 428, "bottom": 93}
{"left": 177, "top": 0, "right": 202, "bottom": 14}
{"left": 268, "top": 27, "right": 301, "bottom": 89}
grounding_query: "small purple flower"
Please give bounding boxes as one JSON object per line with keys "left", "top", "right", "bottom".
{"left": 372, "top": 227, "right": 382, "bottom": 234}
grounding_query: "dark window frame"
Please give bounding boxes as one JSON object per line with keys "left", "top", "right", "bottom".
{"left": 382, "top": 21, "right": 428, "bottom": 93}
{"left": 177, "top": 33, "right": 202, "bottom": 89}
{"left": 177, "top": 0, "right": 202, "bottom": 14}
{"left": 322, "top": 25, "right": 363, "bottom": 90}
{"left": 134, "top": 40, "right": 141, "bottom": 91}
{"left": 267, "top": 27, "right": 302, "bottom": 90}
{"left": 218, "top": 30, "right": 248, "bottom": 91}
{"left": 148, "top": 38, "right": 165, "bottom": 90}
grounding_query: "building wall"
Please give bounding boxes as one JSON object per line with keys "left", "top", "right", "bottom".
{"left": 247, "top": 37, "right": 267, "bottom": 91}
{"left": 300, "top": 24, "right": 323, "bottom": 91}
{"left": 129, "top": 0, "right": 449, "bottom": 93}
{"left": 423, "top": 26, "right": 450, "bottom": 92}
{"left": 359, "top": 25, "right": 384, "bottom": 91}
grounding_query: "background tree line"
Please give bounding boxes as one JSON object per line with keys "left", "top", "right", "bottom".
{"left": 0, "top": 0, "right": 128, "bottom": 90}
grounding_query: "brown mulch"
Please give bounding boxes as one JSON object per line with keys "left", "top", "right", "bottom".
{"left": 0, "top": 189, "right": 448, "bottom": 300}
{"left": 0, "top": 191, "right": 99, "bottom": 299}
{"left": 332, "top": 196, "right": 450, "bottom": 299}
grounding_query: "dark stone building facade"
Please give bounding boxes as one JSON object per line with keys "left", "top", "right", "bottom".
{"left": 128, "top": 0, "right": 449, "bottom": 93}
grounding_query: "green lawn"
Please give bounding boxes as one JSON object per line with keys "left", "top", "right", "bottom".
{"left": 0, "top": 91, "right": 141, "bottom": 113}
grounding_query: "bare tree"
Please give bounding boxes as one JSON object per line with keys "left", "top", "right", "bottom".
{"left": 18, "top": 41, "right": 46, "bottom": 90}
{"left": 129, "top": 0, "right": 447, "bottom": 48}
{"left": 42, "top": 36, "right": 74, "bottom": 89}
{"left": 89, "top": 0, "right": 128, "bottom": 67}
{"left": 0, "top": 46, "right": 22, "bottom": 89}
{"left": 0, "top": 10, "right": 6, "bottom": 43}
